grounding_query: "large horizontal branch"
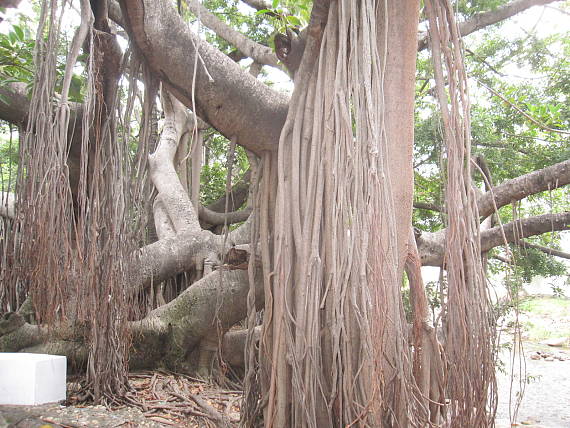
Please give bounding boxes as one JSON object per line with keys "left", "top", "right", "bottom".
{"left": 413, "top": 201, "right": 443, "bottom": 212}
{"left": 517, "top": 240, "right": 570, "bottom": 259}
{"left": 0, "top": 82, "right": 84, "bottom": 126}
{"left": 480, "top": 211, "right": 570, "bottom": 253}
{"left": 416, "top": 211, "right": 570, "bottom": 266}
{"left": 0, "top": 0, "right": 22, "bottom": 8}
{"left": 240, "top": 0, "right": 270, "bottom": 11}
{"left": 186, "top": 0, "right": 282, "bottom": 70}
{"left": 2, "top": 269, "right": 259, "bottom": 373}
{"left": 0, "top": 84, "right": 85, "bottom": 203}
{"left": 199, "top": 205, "right": 252, "bottom": 226}
{"left": 412, "top": 160, "right": 569, "bottom": 220}
{"left": 478, "top": 159, "right": 570, "bottom": 218}
{"left": 0, "top": 82, "right": 30, "bottom": 124}
{"left": 130, "top": 269, "right": 258, "bottom": 369}
{"left": 418, "top": 0, "right": 558, "bottom": 50}
{"left": 416, "top": 230, "right": 445, "bottom": 266}
{"left": 204, "top": 175, "right": 251, "bottom": 214}
{"left": 118, "top": 0, "right": 288, "bottom": 155}
{"left": 135, "top": 230, "right": 221, "bottom": 287}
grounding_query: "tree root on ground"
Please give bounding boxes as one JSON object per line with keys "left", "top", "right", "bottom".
{"left": 66, "top": 370, "right": 241, "bottom": 427}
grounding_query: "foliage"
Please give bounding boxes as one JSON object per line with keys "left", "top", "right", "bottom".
{"left": 519, "top": 297, "right": 570, "bottom": 341}
{"left": 0, "top": 123, "right": 18, "bottom": 191}
{"left": 456, "top": 0, "right": 507, "bottom": 16}
{"left": 255, "top": 0, "right": 311, "bottom": 34}
{"left": 0, "top": 7, "right": 86, "bottom": 103}
{"left": 200, "top": 131, "right": 249, "bottom": 206}
{"left": 413, "top": 7, "right": 570, "bottom": 281}
{"left": 0, "top": 22, "right": 35, "bottom": 98}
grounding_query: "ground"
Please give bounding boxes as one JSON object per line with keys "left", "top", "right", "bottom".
{"left": 0, "top": 372, "right": 242, "bottom": 427}
{"left": 1, "top": 295, "right": 569, "bottom": 428}
{"left": 496, "top": 342, "right": 570, "bottom": 428}
{"left": 495, "top": 295, "right": 570, "bottom": 428}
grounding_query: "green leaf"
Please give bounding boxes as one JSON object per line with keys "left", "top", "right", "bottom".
{"left": 7, "top": 31, "right": 17, "bottom": 45}
{"left": 13, "top": 25, "right": 24, "bottom": 41}
{"left": 255, "top": 9, "right": 270, "bottom": 15}
{"left": 286, "top": 15, "right": 301, "bottom": 26}
{"left": 272, "top": 0, "right": 279, "bottom": 8}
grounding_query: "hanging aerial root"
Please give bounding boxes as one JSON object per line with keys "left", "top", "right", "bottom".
{"left": 247, "top": 2, "right": 426, "bottom": 427}
{"left": 426, "top": 0, "right": 498, "bottom": 426}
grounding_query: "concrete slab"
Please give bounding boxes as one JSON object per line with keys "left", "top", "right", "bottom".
{"left": 0, "top": 353, "right": 66, "bottom": 405}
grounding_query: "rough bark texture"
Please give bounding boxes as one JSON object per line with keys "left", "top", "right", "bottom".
{"left": 0, "top": 1, "right": 568, "bottom": 409}
{"left": 248, "top": 1, "right": 425, "bottom": 426}
{"left": 480, "top": 211, "right": 570, "bottom": 252}
{"left": 382, "top": 0, "right": 421, "bottom": 278}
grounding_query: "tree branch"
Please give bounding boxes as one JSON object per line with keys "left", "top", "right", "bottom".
{"left": 480, "top": 211, "right": 570, "bottom": 252}
{"left": 149, "top": 91, "right": 201, "bottom": 234}
{"left": 2, "top": 270, "right": 261, "bottom": 374}
{"left": 477, "top": 159, "right": 570, "bottom": 219}
{"left": 492, "top": 254, "right": 514, "bottom": 264}
{"left": 117, "top": 0, "right": 288, "bottom": 155}
{"left": 199, "top": 205, "right": 252, "bottom": 226}
{"left": 0, "top": 0, "right": 22, "bottom": 9}
{"left": 413, "top": 201, "right": 444, "bottom": 212}
{"left": 240, "top": 0, "right": 270, "bottom": 11}
{"left": 418, "top": 0, "right": 559, "bottom": 51}
{"left": 416, "top": 211, "right": 570, "bottom": 266}
{"left": 135, "top": 230, "right": 221, "bottom": 287}
{"left": 185, "top": 0, "right": 282, "bottom": 70}
{"left": 0, "top": 82, "right": 30, "bottom": 124}
{"left": 516, "top": 240, "right": 570, "bottom": 260}
{"left": 204, "top": 173, "right": 251, "bottom": 214}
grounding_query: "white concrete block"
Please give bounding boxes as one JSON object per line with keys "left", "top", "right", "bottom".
{"left": 0, "top": 353, "right": 66, "bottom": 405}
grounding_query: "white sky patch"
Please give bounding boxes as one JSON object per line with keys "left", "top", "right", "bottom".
{"left": 0, "top": 2, "right": 34, "bottom": 33}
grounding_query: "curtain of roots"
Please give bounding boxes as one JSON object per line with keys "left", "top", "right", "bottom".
{"left": 426, "top": 0, "right": 498, "bottom": 426}
{"left": 244, "top": 2, "right": 426, "bottom": 427}
{"left": 1, "top": 1, "right": 149, "bottom": 402}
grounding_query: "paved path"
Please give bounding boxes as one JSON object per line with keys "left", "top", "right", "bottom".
{"left": 496, "top": 346, "right": 570, "bottom": 428}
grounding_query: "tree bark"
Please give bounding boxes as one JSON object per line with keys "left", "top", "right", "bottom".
{"left": 480, "top": 211, "right": 570, "bottom": 252}
{"left": 117, "top": 0, "right": 288, "bottom": 154}
{"left": 478, "top": 159, "right": 570, "bottom": 218}
{"left": 185, "top": 0, "right": 282, "bottom": 70}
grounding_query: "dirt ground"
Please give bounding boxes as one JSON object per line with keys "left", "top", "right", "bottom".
{"left": 3, "top": 350, "right": 569, "bottom": 428}
{"left": 0, "top": 372, "right": 241, "bottom": 427}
